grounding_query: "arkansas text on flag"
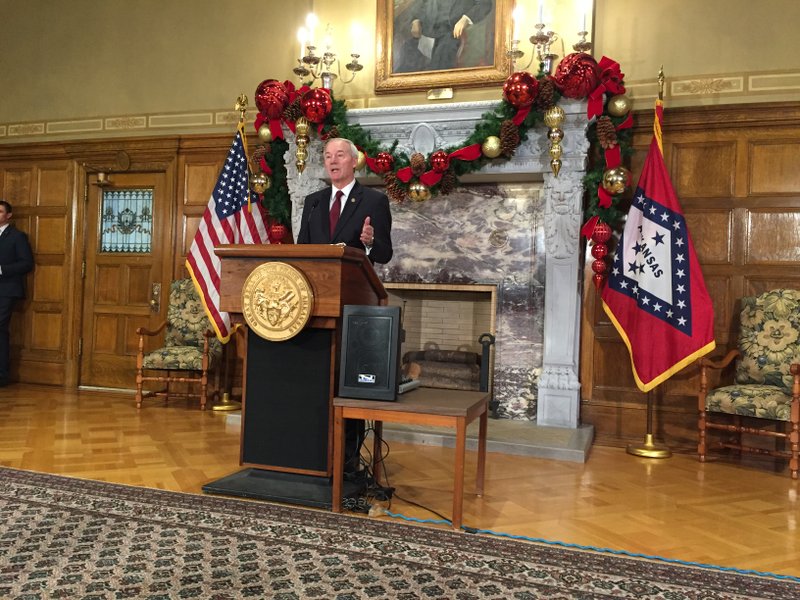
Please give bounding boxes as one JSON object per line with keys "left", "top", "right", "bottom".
{"left": 186, "top": 123, "right": 269, "bottom": 342}
{"left": 601, "top": 101, "right": 715, "bottom": 392}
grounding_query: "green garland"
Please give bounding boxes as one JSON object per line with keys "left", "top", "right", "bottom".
{"left": 257, "top": 81, "right": 632, "bottom": 235}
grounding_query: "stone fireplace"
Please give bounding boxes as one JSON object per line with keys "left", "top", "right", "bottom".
{"left": 287, "top": 100, "right": 589, "bottom": 437}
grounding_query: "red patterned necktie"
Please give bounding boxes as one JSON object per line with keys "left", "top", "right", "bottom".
{"left": 329, "top": 190, "right": 343, "bottom": 237}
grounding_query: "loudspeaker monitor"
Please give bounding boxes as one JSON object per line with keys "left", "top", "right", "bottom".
{"left": 339, "top": 305, "right": 401, "bottom": 401}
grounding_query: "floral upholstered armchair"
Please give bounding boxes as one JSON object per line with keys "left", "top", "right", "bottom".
{"left": 698, "top": 289, "right": 800, "bottom": 479}
{"left": 135, "top": 278, "right": 223, "bottom": 410}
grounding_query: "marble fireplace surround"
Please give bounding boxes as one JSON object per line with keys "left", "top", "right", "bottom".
{"left": 286, "top": 100, "right": 592, "bottom": 459}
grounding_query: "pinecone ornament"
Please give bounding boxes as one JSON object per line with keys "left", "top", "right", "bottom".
{"left": 252, "top": 144, "right": 268, "bottom": 162}
{"left": 410, "top": 152, "right": 426, "bottom": 176}
{"left": 534, "top": 78, "right": 556, "bottom": 110}
{"left": 282, "top": 99, "right": 303, "bottom": 123}
{"left": 384, "top": 172, "right": 406, "bottom": 203}
{"left": 499, "top": 120, "right": 521, "bottom": 158}
{"left": 596, "top": 115, "right": 618, "bottom": 149}
{"left": 325, "top": 125, "right": 339, "bottom": 140}
{"left": 438, "top": 170, "right": 457, "bottom": 195}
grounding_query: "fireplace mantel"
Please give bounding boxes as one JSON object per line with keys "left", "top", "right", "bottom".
{"left": 287, "top": 100, "right": 590, "bottom": 430}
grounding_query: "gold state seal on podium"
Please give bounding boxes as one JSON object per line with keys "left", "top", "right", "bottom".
{"left": 241, "top": 262, "right": 314, "bottom": 341}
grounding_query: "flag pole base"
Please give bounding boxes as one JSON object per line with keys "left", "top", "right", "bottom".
{"left": 211, "top": 392, "right": 241, "bottom": 412}
{"left": 626, "top": 434, "right": 672, "bottom": 459}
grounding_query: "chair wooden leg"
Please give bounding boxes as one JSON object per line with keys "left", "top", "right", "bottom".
{"left": 698, "top": 410, "right": 707, "bottom": 462}
{"left": 200, "top": 372, "right": 208, "bottom": 411}
{"left": 135, "top": 372, "right": 143, "bottom": 409}
{"left": 790, "top": 423, "right": 799, "bottom": 480}
{"left": 135, "top": 338, "right": 145, "bottom": 409}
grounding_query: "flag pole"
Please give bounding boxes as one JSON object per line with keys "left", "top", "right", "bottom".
{"left": 625, "top": 67, "right": 672, "bottom": 459}
{"left": 210, "top": 94, "right": 250, "bottom": 413}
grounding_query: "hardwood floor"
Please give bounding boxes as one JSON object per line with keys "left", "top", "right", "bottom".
{"left": 1, "top": 384, "right": 798, "bottom": 578}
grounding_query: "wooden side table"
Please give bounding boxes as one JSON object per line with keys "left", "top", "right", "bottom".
{"left": 332, "top": 387, "right": 489, "bottom": 530}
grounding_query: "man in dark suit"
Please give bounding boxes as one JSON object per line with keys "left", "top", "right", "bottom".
{"left": 410, "top": 0, "right": 493, "bottom": 71}
{"left": 297, "top": 138, "right": 393, "bottom": 265}
{"left": 297, "top": 138, "right": 393, "bottom": 478}
{"left": 0, "top": 200, "right": 34, "bottom": 387}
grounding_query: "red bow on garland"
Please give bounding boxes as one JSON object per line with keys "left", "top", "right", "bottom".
{"left": 587, "top": 56, "right": 626, "bottom": 120}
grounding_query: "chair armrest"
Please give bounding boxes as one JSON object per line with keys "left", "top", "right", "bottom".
{"left": 136, "top": 321, "right": 168, "bottom": 337}
{"left": 699, "top": 349, "right": 740, "bottom": 371}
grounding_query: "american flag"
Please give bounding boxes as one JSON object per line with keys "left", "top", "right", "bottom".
{"left": 186, "top": 124, "right": 269, "bottom": 342}
{"left": 601, "top": 100, "right": 715, "bottom": 392}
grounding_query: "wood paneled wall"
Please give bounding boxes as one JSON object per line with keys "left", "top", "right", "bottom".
{"left": 0, "top": 135, "right": 232, "bottom": 387}
{"left": 580, "top": 102, "right": 800, "bottom": 451}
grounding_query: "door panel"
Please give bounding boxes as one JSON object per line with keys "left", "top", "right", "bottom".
{"left": 80, "top": 172, "right": 172, "bottom": 388}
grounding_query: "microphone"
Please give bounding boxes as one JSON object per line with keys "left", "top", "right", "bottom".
{"left": 308, "top": 198, "right": 320, "bottom": 223}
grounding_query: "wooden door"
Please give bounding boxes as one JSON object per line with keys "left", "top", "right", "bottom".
{"left": 79, "top": 172, "right": 173, "bottom": 388}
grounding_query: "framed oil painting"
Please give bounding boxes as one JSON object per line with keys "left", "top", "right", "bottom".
{"left": 375, "top": 0, "right": 513, "bottom": 94}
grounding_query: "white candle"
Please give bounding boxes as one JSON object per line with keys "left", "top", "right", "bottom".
{"left": 305, "top": 13, "right": 318, "bottom": 47}
{"left": 538, "top": 0, "right": 544, "bottom": 24}
{"left": 350, "top": 23, "right": 362, "bottom": 55}
{"left": 582, "top": 12, "right": 587, "bottom": 32}
{"left": 512, "top": 5, "right": 523, "bottom": 39}
{"left": 297, "top": 27, "right": 307, "bottom": 60}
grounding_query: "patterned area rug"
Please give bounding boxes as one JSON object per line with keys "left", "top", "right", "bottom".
{"left": 1, "top": 467, "right": 797, "bottom": 599}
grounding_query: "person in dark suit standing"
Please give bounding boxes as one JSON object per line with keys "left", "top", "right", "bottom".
{"left": 297, "top": 138, "right": 393, "bottom": 477}
{"left": 297, "top": 137, "right": 393, "bottom": 265}
{"left": 0, "top": 200, "right": 34, "bottom": 387}
{"left": 410, "top": 0, "right": 493, "bottom": 71}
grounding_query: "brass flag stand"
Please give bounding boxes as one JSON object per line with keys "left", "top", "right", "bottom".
{"left": 626, "top": 389, "right": 671, "bottom": 458}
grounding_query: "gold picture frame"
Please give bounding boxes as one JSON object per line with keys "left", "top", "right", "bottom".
{"left": 375, "top": 0, "right": 513, "bottom": 94}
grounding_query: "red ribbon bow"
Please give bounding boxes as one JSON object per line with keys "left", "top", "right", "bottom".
{"left": 587, "top": 56, "right": 626, "bottom": 120}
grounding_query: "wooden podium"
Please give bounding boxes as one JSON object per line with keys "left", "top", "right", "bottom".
{"left": 205, "top": 244, "right": 387, "bottom": 505}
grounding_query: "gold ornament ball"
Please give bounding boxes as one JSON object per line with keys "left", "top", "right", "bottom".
{"left": 543, "top": 105, "right": 565, "bottom": 129}
{"left": 408, "top": 181, "right": 431, "bottom": 202}
{"left": 251, "top": 172, "right": 271, "bottom": 194}
{"left": 482, "top": 136, "right": 502, "bottom": 158}
{"left": 548, "top": 128, "right": 564, "bottom": 143}
{"left": 607, "top": 94, "right": 633, "bottom": 117}
{"left": 602, "top": 166, "right": 632, "bottom": 195}
{"left": 356, "top": 151, "right": 366, "bottom": 171}
{"left": 258, "top": 123, "right": 273, "bottom": 143}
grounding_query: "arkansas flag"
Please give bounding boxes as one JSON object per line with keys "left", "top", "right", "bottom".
{"left": 601, "top": 100, "right": 715, "bottom": 392}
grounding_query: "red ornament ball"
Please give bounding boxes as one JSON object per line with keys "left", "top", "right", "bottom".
{"left": 503, "top": 71, "right": 539, "bottom": 108}
{"left": 591, "top": 243, "right": 608, "bottom": 260}
{"left": 592, "top": 273, "right": 606, "bottom": 290}
{"left": 255, "top": 79, "right": 289, "bottom": 120}
{"left": 591, "top": 258, "right": 608, "bottom": 275}
{"left": 300, "top": 88, "right": 333, "bottom": 123}
{"left": 591, "top": 221, "right": 612, "bottom": 244}
{"left": 430, "top": 150, "right": 450, "bottom": 173}
{"left": 373, "top": 152, "right": 394, "bottom": 174}
{"left": 552, "top": 53, "right": 600, "bottom": 99}
{"left": 269, "top": 223, "right": 287, "bottom": 243}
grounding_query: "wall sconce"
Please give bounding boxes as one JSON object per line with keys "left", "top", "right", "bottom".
{"left": 293, "top": 14, "right": 363, "bottom": 88}
{"left": 507, "top": 3, "right": 560, "bottom": 75}
{"left": 94, "top": 172, "right": 111, "bottom": 187}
